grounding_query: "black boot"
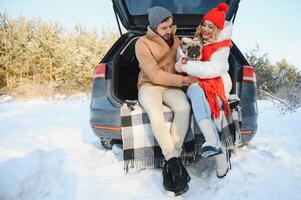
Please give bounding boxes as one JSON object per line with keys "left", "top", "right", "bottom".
{"left": 168, "top": 157, "right": 189, "bottom": 196}
{"left": 162, "top": 160, "right": 173, "bottom": 191}
{"left": 177, "top": 157, "right": 191, "bottom": 183}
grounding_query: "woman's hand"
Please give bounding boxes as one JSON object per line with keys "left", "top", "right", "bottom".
{"left": 181, "top": 57, "right": 188, "bottom": 64}
{"left": 175, "top": 57, "right": 188, "bottom": 73}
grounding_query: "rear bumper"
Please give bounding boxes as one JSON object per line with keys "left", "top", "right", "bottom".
{"left": 241, "top": 130, "right": 256, "bottom": 143}
{"left": 90, "top": 96, "right": 122, "bottom": 139}
{"left": 90, "top": 107, "right": 122, "bottom": 139}
{"left": 90, "top": 125, "right": 122, "bottom": 139}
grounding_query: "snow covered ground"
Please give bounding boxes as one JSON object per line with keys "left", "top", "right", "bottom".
{"left": 0, "top": 96, "right": 301, "bottom": 200}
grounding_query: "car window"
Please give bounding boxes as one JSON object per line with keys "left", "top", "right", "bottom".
{"left": 125, "top": 0, "right": 227, "bottom": 15}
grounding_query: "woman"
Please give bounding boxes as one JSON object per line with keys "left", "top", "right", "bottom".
{"left": 176, "top": 2, "right": 232, "bottom": 178}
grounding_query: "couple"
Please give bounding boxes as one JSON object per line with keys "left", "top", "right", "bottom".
{"left": 135, "top": 3, "right": 232, "bottom": 196}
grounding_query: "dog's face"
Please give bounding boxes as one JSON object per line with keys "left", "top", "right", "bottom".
{"left": 180, "top": 37, "right": 202, "bottom": 60}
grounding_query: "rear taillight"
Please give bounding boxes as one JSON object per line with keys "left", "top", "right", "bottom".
{"left": 242, "top": 65, "right": 256, "bottom": 83}
{"left": 93, "top": 63, "right": 106, "bottom": 79}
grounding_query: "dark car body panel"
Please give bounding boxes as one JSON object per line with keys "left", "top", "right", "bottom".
{"left": 239, "top": 81, "right": 258, "bottom": 142}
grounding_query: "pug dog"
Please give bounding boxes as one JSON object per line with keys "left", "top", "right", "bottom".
{"left": 180, "top": 37, "right": 202, "bottom": 61}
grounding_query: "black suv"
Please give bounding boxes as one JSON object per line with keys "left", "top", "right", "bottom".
{"left": 90, "top": 0, "right": 258, "bottom": 149}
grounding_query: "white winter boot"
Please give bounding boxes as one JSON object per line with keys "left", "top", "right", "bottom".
{"left": 215, "top": 145, "right": 231, "bottom": 178}
{"left": 198, "top": 119, "right": 222, "bottom": 157}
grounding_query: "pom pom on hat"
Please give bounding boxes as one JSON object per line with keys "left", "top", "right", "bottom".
{"left": 217, "top": 3, "right": 229, "bottom": 12}
{"left": 203, "top": 3, "right": 229, "bottom": 30}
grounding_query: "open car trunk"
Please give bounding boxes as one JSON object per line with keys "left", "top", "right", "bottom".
{"left": 112, "top": 36, "right": 242, "bottom": 102}
{"left": 111, "top": 0, "right": 242, "bottom": 101}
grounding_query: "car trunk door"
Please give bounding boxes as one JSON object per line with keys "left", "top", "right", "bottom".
{"left": 112, "top": 0, "right": 241, "bottom": 32}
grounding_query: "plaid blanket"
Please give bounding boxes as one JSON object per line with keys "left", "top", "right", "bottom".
{"left": 121, "top": 96, "right": 241, "bottom": 172}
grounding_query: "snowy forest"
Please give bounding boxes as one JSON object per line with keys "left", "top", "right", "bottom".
{"left": 0, "top": 13, "right": 118, "bottom": 97}
{"left": 0, "top": 13, "right": 300, "bottom": 109}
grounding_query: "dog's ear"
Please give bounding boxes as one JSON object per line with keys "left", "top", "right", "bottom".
{"left": 181, "top": 37, "right": 194, "bottom": 45}
{"left": 192, "top": 38, "right": 202, "bottom": 46}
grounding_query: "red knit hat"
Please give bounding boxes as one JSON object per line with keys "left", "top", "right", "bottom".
{"left": 202, "top": 3, "right": 229, "bottom": 30}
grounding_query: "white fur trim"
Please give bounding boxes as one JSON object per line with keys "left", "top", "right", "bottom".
{"left": 217, "top": 21, "right": 232, "bottom": 41}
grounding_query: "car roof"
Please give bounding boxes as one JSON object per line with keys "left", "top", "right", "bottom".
{"left": 112, "top": 0, "right": 240, "bottom": 31}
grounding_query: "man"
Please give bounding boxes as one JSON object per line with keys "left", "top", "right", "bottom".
{"left": 135, "top": 6, "right": 197, "bottom": 196}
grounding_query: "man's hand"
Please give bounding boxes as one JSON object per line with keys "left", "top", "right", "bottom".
{"left": 182, "top": 75, "right": 198, "bottom": 86}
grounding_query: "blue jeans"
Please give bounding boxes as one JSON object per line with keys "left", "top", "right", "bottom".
{"left": 187, "top": 84, "right": 219, "bottom": 123}
{"left": 187, "top": 83, "right": 222, "bottom": 147}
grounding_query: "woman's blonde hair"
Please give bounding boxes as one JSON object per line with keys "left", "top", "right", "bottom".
{"left": 194, "top": 22, "right": 220, "bottom": 43}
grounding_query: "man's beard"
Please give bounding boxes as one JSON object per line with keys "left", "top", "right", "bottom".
{"left": 163, "top": 33, "right": 173, "bottom": 41}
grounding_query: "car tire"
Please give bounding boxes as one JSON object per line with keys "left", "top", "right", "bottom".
{"left": 100, "top": 138, "right": 122, "bottom": 149}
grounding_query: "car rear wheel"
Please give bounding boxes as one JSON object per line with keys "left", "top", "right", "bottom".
{"left": 100, "top": 138, "right": 122, "bottom": 149}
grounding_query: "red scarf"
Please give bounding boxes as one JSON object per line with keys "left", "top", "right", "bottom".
{"left": 198, "top": 39, "right": 232, "bottom": 119}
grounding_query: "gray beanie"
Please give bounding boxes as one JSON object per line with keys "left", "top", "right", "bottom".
{"left": 148, "top": 6, "right": 173, "bottom": 30}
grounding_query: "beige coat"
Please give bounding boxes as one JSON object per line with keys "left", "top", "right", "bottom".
{"left": 135, "top": 26, "right": 183, "bottom": 89}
